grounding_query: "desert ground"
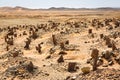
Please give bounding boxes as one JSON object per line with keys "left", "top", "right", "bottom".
{"left": 0, "top": 8, "right": 120, "bottom": 80}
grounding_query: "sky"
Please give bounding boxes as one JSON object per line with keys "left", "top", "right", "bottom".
{"left": 0, "top": 0, "right": 120, "bottom": 9}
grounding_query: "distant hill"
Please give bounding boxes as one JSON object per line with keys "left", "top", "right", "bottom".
{"left": 0, "top": 6, "right": 32, "bottom": 11}
{"left": 96, "top": 7, "right": 120, "bottom": 10}
{"left": 0, "top": 6, "right": 120, "bottom": 11}
{"left": 48, "top": 7, "right": 120, "bottom": 11}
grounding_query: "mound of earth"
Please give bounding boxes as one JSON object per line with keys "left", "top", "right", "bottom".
{"left": 67, "top": 68, "right": 120, "bottom": 80}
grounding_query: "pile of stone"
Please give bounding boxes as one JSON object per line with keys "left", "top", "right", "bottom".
{"left": 1, "top": 61, "right": 37, "bottom": 79}
{"left": 0, "top": 49, "right": 38, "bottom": 80}
{"left": 76, "top": 68, "right": 120, "bottom": 80}
{"left": 87, "top": 49, "right": 120, "bottom": 68}
{"left": 0, "top": 48, "right": 23, "bottom": 59}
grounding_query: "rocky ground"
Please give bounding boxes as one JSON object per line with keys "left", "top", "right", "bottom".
{"left": 0, "top": 12, "right": 120, "bottom": 80}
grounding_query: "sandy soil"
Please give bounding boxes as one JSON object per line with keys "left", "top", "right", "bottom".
{"left": 0, "top": 10, "right": 120, "bottom": 80}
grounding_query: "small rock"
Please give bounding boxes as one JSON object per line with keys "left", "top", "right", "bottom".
{"left": 57, "top": 55, "right": 64, "bottom": 63}
{"left": 102, "top": 50, "right": 111, "bottom": 59}
{"left": 97, "top": 59, "right": 103, "bottom": 66}
{"left": 86, "top": 58, "right": 92, "bottom": 64}
{"left": 108, "top": 61, "right": 114, "bottom": 66}
{"left": 81, "top": 67, "right": 90, "bottom": 74}
{"left": 115, "top": 56, "right": 120, "bottom": 64}
{"left": 59, "top": 51, "right": 67, "bottom": 55}
{"left": 68, "top": 62, "right": 77, "bottom": 72}
{"left": 46, "top": 55, "right": 51, "bottom": 59}
{"left": 26, "top": 61, "right": 34, "bottom": 72}
{"left": 102, "top": 64, "right": 108, "bottom": 67}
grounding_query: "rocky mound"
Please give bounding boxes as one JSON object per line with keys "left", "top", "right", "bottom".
{"left": 67, "top": 68, "right": 120, "bottom": 80}
{"left": 0, "top": 49, "right": 38, "bottom": 80}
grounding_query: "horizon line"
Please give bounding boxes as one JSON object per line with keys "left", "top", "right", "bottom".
{"left": 0, "top": 6, "right": 120, "bottom": 9}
